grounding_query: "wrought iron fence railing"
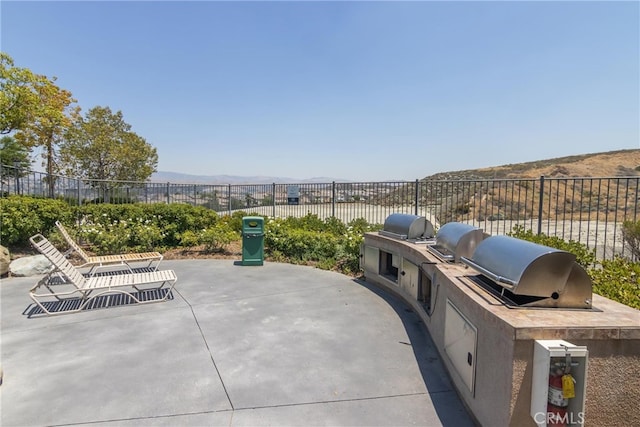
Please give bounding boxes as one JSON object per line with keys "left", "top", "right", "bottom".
{"left": 1, "top": 164, "right": 638, "bottom": 260}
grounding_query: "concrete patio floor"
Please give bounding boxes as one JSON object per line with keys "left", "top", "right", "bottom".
{"left": 1, "top": 259, "right": 474, "bottom": 426}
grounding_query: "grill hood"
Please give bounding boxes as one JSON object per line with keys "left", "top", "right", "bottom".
{"left": 379, "top": 213, "right": 435, "bottom": 241}
{"left": 461, "top": 235, "right": 593, "bottom": 309}
{"left": 428, "top": 222, "right": 484, "bottom": 263}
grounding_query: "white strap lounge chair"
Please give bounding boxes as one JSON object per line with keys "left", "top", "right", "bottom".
{"left": 29, "top": 234, "right": 177, "bottom": 316}
{"left": 55, "top": 221, "right": 163, "bottom": 276}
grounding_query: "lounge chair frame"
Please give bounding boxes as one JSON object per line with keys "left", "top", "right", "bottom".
{"left": 29, "top": 234, "right": 177, "bottom": 316}
{"left": 55, "top": 221, "right": 163, "bottom": 276}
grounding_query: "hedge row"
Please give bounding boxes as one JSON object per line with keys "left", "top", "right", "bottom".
{"left": 0, "top": 195, "right": 221, "bottom": 251}
{"left": 2, "top": 196, "right": 637, "bottom": 309}
{"left": 0, "top": 196, "right": 382, "bottom": 276}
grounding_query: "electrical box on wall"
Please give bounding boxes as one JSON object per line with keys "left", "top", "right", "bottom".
{"left": 530, "top": 340, "right": 588, "bottom": 427}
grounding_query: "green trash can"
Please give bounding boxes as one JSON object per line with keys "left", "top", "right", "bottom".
{"left": 242, "top": 216, "right": 264, "bottom": 266}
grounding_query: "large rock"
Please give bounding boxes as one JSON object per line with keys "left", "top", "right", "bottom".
{"left": 0, "top": 245, "right": 9, "bottom": 276}
{"left": 10, "top": 255, "right": 53, "bottom": 277}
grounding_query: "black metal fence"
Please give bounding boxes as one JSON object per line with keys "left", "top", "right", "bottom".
{"left": 2, "top": 164, "right": 638, "bottom": 260}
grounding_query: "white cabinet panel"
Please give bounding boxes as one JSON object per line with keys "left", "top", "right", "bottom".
{"left": 362, "top": 245, "right": 379, "bottom": 273}
{"left": 444, "top": 300, "right": 477, "bottom": 394}
{"left": 400, "top": 259, "right": 420, "bottom": 300}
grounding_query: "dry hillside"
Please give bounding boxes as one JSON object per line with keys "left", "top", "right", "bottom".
{"left": 375, "top": 149, "right": 640, "bottom": 223}
{"left": 425, "top": 149, "right": 640, "bottom": 181}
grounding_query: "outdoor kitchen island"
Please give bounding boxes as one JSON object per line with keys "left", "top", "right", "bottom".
{"left": 361, "top": 229, "right": 640, "bottom": 427}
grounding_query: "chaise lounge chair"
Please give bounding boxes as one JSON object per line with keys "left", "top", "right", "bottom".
{"left": 29, "top": 234, "right": 177, "bottom": 316}
{"left": 55, "top": 221, "right": 163, "bottom": 276}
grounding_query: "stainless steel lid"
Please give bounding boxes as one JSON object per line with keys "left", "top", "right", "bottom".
{"left": 428, "top": 222, "right": 484, "bottom": 263}
{"left": 380, "top": 213, "right": 434, "bottom": 240}
{"left": 461, "top": 235, "right": 593, "bottom": 309}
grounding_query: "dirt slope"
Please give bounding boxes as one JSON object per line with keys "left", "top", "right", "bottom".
{"left": 425, "top": 149, "right": 640, "bottom": 180}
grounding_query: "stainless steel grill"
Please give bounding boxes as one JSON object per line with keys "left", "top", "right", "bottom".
{"left": 427, "top": 222, "right": 485, "bottom": 263}
{"left": 379, "top": 213, "right": 435, "bottom": 241}
{"left": 461, "top": 235, "right": 593, "bottom": 309}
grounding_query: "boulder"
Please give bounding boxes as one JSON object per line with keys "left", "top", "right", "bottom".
{"left": 0, "top": 245, "right": 9, "bottom": 276}
{"left": 10, "top": 255, "right": 53, "bottom": 277}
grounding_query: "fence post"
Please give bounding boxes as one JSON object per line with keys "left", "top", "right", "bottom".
{"left": 166, "top": 182, "right": 170, "bottom": 204}
{"left": 77, "top": 178, "right": 81, "bottom": 206}
{"left": 272, "top": 183, "right": 276, "bottom": 218}
{"left": 414, "top": 179, "right": 419, "bottom": 215}
{"left": 332, "top": 181, "right": 336, "bottom": 218}
{"left": 537, "top": 176, "right": 545, "bottom": 235}
{"left": 14, "top": 162, "right": 20, "bottom": 195}
{"left": 228, "top": 184, "right": 232, "bottom": 215}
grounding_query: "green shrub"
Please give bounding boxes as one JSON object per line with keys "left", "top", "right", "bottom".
{"left": 218, "top": 211, "right": 257, "bottom": 233}
{"left": 78, "top": 204, "right": 146, "bottom": 226}
{"left": 0, "top": 195, "right": 74, "bottom": 246}
{"left": 73, "top": 202, "right": 219, "bottom": 253}
{"left": 270, "top": 213, "right": 347, "bottom": 235}
{"left": 265, "top": 221, "right": 338, "bottom": 261}
{"left": 1, "top": 195, "right": 384, "bottom": 278}
{"left": 347, "top": 217, "right": 383, "bottom": 234}
{"left": 317, "top": 257, "right": 338, "bottom": 271}
{"left": 77, "top": 220, "right": 131, "bottom": 255}
{"left": 263, "top": 215, "right": 381, "bottom": 275}
{"left": 144, "top": 203, "right": 219, "bottom": 246}
{"left": 132, "top": 221, "right": 164, "bottom": 252}
{"left": 332, "top": 219, "right": 383, "bottom": 275}
{"left": 621, "top": 220, "right": 640, "bottom": 261}
{"left": 589, "top": 257, "right": 640, "bottom": 310}
{"left": 508, "top": 224, "right": 639, "bottom": 309}
{"left": 180, "top": 223, "right": 239, "bottom": 253}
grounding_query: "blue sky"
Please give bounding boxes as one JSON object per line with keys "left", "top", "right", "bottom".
{"left": 2, "top": 1, "right": 639, "bottom": 181}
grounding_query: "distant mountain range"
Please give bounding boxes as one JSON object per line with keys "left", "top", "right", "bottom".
{"left": 150, "top": 171, "right": 348, "bottom": 184}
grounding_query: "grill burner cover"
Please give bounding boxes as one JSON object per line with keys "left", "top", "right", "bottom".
{"left": 461, "top": 235, "right": 593, "bottom": 309}
{"left": 427, "top": 222, "right": 484, "bottom": 263}
{"left": 380, "top": 213, "right": 434, "bottom": 241}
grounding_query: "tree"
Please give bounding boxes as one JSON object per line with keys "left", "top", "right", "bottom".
{"left": 14, "top": 78, "right": 79, "bottom": 196}
{"left": 0, "top": 135, "right": 30, "bottom": 168}
{"left": 203, "top": 190, "right": 222, "bottom": 211}
{"left": 60, "top": 106, "right": 158, "bottom": 199}
{"left": 0, "top": 135, "right": 31, "bottom": 185}
{"left": 0, "top": 52, "right": 48, "bottom": 135}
